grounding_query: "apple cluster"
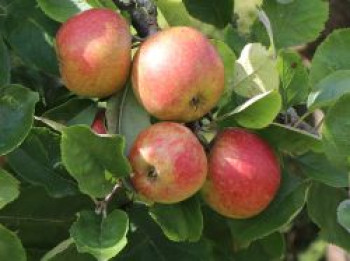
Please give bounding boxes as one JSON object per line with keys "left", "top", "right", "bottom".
{"left": 56, "top": 8, "right": 281, "bottom": 219}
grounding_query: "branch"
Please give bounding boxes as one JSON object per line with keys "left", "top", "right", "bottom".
{"left": 113, "top": 0, "right": 159, "bottom": 38}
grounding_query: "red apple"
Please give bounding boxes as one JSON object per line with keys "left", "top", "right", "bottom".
{"left": 202, "top": 128, "right": 281, "bottom": 219}
{"left": 91, "top": 110, "right": 107, "bottom": 134}
{"left": 56, "top": 9, "right": 131, "bottom": 98}
{"left": 132, "top": 26, "right": 225, "bottom": 122}
{"left": 129, "top": 122, "right": 207, "bottom": 203}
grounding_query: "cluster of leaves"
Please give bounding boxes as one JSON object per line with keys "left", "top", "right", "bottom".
{"left": 0, "top": 0, "right": 349, "bottom": 260}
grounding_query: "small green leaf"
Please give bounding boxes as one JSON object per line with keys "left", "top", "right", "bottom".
{"left": 149, "top": 196, "right": 203, "bottom": 242}
{"left": 277, "top": 50, "right": 309, "bottom": 109}
{"left": 61, "top": 125, "right": 131, "bottom": 198}
{"left": 106, "top": 85, "right": 151, "bottom": 154}
{"left": 8, "top": 127, "right": 79, "bottom": 198}
{"left": 37, "top": 0, "right": 93, "bottom": 23}
{"left": 234, "top": 43, "right": 279, "bottom": 98}
{"left": 308, "top": 70, "right": 350, "bottom": 110}
{"left": 70, "top": 210, "right": 129, "bottom": 261}
{"left": 307, "top": 183, "right": 350, "bottom": 251}
{"left": 0, "top": 168, "right": 19, "bottom": 209}
{"left": 310, "top": 29, "right": 350, "bottom": 86}
{"left": 0, "top": 224, "right": 26, "bottom": 261}
{"left": 322, "top": 94, "right": 350, "bottom": 168}
{"left": 42, "top": 238, "right": 95, "bottom": 261}
{"left": 290, "top": 152, "right": 349, "bottom": 188}
{"left": 0, "top": 37, "right": 10, "bottom": 86}
{"left": 259, "top": 123, "right": 322, "bottom": 155}
{"left": 228, "top": 171, "right": 309, "bottom": 244}
{"left": 43, "top": 98, "right": 98, "bottom": 126}
{"left": 218, "top": 91, "right": 281, "bottom": 129}
{"left": 252, "top": 0, "right": 328, "bottom": 49}
{"left": 337, "top": 200, "right": 350, "bottom": 233}
{"left": 0, "top": 84, "right": 39, "bottom": 155}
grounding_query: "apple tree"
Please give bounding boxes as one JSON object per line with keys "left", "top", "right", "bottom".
{"left": 0, "top": 0, "right": 349, "bottom": 260}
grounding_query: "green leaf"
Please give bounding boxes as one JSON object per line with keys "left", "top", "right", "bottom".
{"left": 290, "top": 152, "right": 349, "bottom": 188}
{"left": 218, "top": 91, "right": 282, "bottom": 129}
{"left": 0, "top": 168, "right": 19, "bottom": 209}
{"left": 4, "top": 1, "right": 59, "bottom": 75}
{"left": 156, "top": 0, "right": 234, "bottom": 38}
{"left": 202, "top": 207, "right": 234, "bottom": 261}
{"left": 0, "top": 84, "right": 39, "bottom": 155}
{"left": 337, "top": 200, "right": 350, "bottom": 233}
{"left": 0, "top": 185, "right": 92, "bottom": 252}
{"left": 253, "top": 0, "right": 328, "bottom": 49}
{"left": 61, "top": 125, "right": 131, "bottom": 198}
{"left": 277, "top": 50, "right": 309, "bottom": 109}
{"left": 307, "top": 183, "right": 350, "bottom": 251}
{"left": 308, "top": 70, "right": 350, "bottom": 110}
{"left": 259, "top": 123, "right": 322, "bottom": 155}
{"left": 37, "top": 0, "right": 93, "bottom": 23}
{"left": 322, "top": 93, "right": 350, "bottom": 168}
{"left": 0, "top": 224, "right": 26, "bottom": 261}
{"left": 70, "top": 210, "right": 129, "bottom": 261}
{"left": 310, "top": 29, "right": 350, "bottom": 86}
{"left": 227, "top": 171, "right": 309, "bottom": 244}
{"left": 42, "top": 238, "right": 95, "bottom": 261}
{"left": 8, "top": 127, "right": 79, "bottom": 197}
{"left": 234, "top": 233, "right": 285, "bottom": 261}
{"left": 234, "top": 43, "right": 279, "bottom": 98}
{"left": 43, "top": 98, "right": 98, "bottom": 126}
{"left": 106, "top": 85, "right": 151, "bottom": 154}
{"left": 0, "top": 37, "right": 10, "bottom": 86}
{"left": 117, "top": 204, "right": 214, "bottom": 261}
{"left": 149, "top": 196, "right": 203, "bottom": 242}
{"left": 211, "top": 39, "right": 236, "bottom": 107}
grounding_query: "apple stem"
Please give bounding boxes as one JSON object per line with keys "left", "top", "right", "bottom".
{"left": 113, "top": 0, "right": 159, "bottom": 38}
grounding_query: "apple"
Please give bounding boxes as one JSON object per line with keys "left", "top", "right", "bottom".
{"left": 91, "top": 110, "right": 107, "bottom": 134}
{"left": 129, "top": 122, "right": 207, "bottom": 203}
{"left": 132, "top": 26, "right": 225, "bottom": 122}
{"left": 56, "top": 8, "right": 131, "bottom": 98}
{"left": 202, "top": 128, "right": 281, "bottom": 219}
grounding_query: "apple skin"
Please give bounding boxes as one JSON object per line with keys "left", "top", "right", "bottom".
{"left": 91, "top": 110, "right": 107, "bottom": 134}
{"left": 202, "top": 128, "right": 281, "bottom": 219}
{"left": 129, "top": 122, "right": 208, "bottom": 204}
{"left": 56, "top": 9, "right": 131, "bottom": 98}
{"left": 132, "top": 26, "right": 225, "bottom": 122}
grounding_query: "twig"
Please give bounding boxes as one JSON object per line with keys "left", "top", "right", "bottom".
{"left": 113, "top": 0, "right": 159, "bottom": 38}
{"left": 95, "top": 182, "right": 122, "bottom": 218}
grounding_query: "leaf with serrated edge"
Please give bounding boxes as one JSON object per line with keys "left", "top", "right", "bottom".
{"left": 234, "top": 43, "right": 279, "bottom": 98}
{"left": 70, "top": 210, "right": 129, "bottom": 261}
{"left": 61, "top": 125, "right": 131, "bottom": 198}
